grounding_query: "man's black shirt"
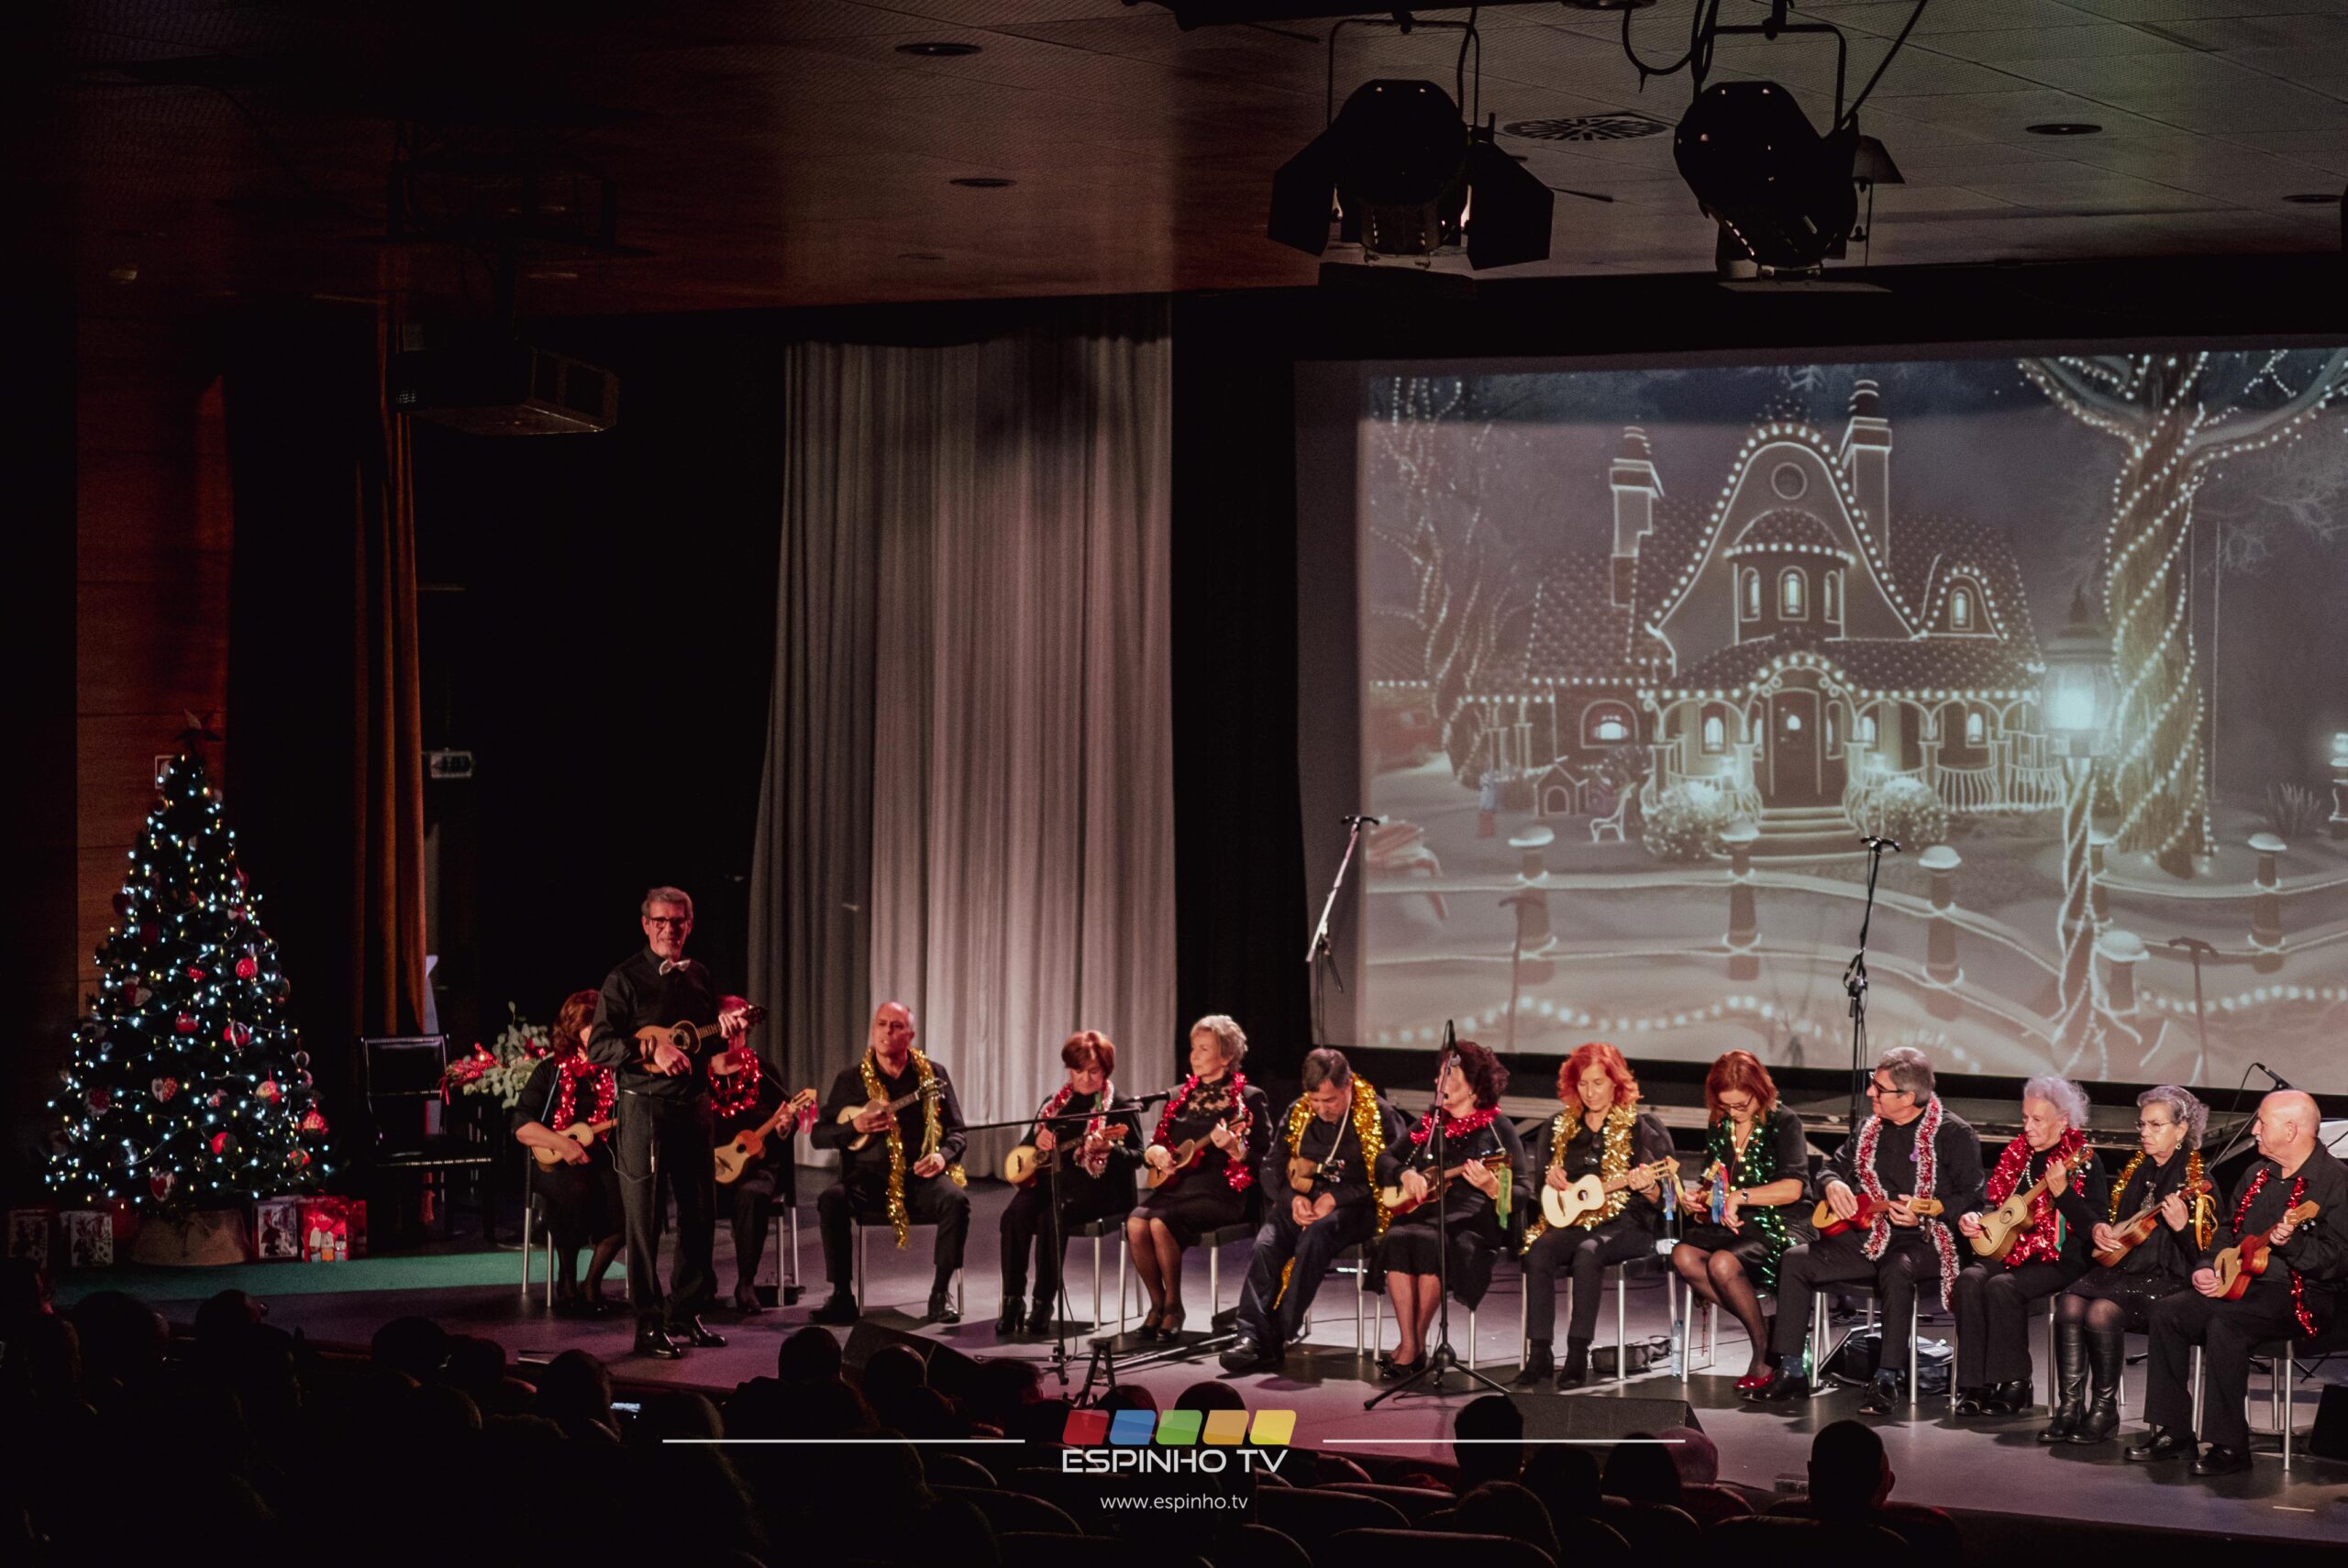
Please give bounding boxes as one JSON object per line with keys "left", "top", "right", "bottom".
{"left": 584, "top": 948, "right": 722, "bottom": 1103}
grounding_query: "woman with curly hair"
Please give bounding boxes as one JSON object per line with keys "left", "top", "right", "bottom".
{"left": 1127, "top": 1015, "right": 1270, "bottom": 1340}
{"left": 1670, "top": 1050, "right": 1813, "bottom": 1386}
{"left": 1516, "top": 1043, "right": 1677, "bottom": 1389}
{"left": 511, "top": 989, "right": 626, "bottom": 1315}
{"left": 1950, "top": 1076, "right": 2107, "bottom": 1418}
{"left": 1374, "top": 1040, "right": 1529, "bottom": 1381}
{"left": 2042, "top": 1084, "right": 2210, "bottom": 1444}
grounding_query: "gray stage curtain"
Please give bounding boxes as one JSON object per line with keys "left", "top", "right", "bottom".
{"left": 751, "top": 302, "right": 1174, "bottom": 1170}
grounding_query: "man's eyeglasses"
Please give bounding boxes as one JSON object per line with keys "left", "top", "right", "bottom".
{"left": 1866, "top": 1079, "right": 1911, "bottom": 1099}
{"left": 645, "top": 916, "right": 691, "bottom": 928}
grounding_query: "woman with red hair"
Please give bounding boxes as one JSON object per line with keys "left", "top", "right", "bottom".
{"left": 996, "top": 1030, "right": 1138, "bottom": 1335}
{"left": 1516, "top": 1043, "right": 1675, "bottom": 1389}
{"left": 512, "top": 989, "right": 626, "bottom": 1315}
{"left": 1670, "top": 1050, "right": 1812, "bottom": 1386}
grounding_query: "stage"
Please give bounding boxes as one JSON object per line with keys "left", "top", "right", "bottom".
{"left": 65, "top": 1177, "right": 2345, "bottom": 1542}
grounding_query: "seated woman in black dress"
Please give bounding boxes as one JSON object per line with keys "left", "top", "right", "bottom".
{"left": 511, "top": 988, "right": 626, "bottom": 1315}
{"left": 1375, "top": 1038, "right": 1528, "bottom": 1380}
{"left": 1670, "top": 1049, "right": 1812, "bottom": 1386}
{"left": 2041, "top": 1083, "right": 2209, "bottom": 1445}
{"left": 997, "top": 1029, "right": 1139, "bottom": 1334}
{"left": 1128, "top": 1014, "right": 1269, "bottom": 1339}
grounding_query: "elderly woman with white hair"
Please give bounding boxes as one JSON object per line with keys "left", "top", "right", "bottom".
{"left": 1950, "top": 1075, "right": 2108, "bottom": 1418}
{"left": 2041, "top": 1084, "right": 2210, "bottom": 1445}
{"left": 1125, "top": 1014, "right": 1270, "bottom": 1340}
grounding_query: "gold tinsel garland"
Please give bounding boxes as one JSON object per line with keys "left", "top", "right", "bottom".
{"left": 1522, "top": 1101, "right": 1634, "bottom": 1250}
{"left": 1271, "top": 1077, "right": 1390, "bottom": 1310}
{"left": 860, "top": 1046, "right": 964, "bottom": 1249}
{"left": 2108, "top": 1147, "right": 2211, "bottom": 1250}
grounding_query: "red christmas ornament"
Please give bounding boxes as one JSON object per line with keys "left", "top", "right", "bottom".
{"left": 174, "top": 1013, "right": 198, "bottom": 1035}
{"left": 87, "top": 1087, "right": 112, "bottom": 1115}
{"left": 150, "top": 1076, "right": 179, "bottom": 1103}
{"left": 207, "top": 1091, "right": 226, "bottom": 1109}
{"left": 224, "top": 1021, "right": 251, "bottom": 1047}
{"left": 235, "top": 956, "right": 258, "bottom": 979}
{"left": 112, "top": 892, "right": 134, "bottom": 919}
{"left": 138, "top": 924, "right": 158, "bottom": 946}
{"left": 209, "top": 1131, "right": 235, "bottom": 1155}
{"left": 290, "top": 1149, "right": 310, "bottom": 1168}
{"left": 150, "top": 1170, "right": 176, "bottom": 1200}
{"left": 186, "top": 966, "right": 206, "bottom": 982}
{"left": 257, "top": 1078, "right": 281, "bottom": 1102}
{"left": 299, "top": 1108, "right": 328, "bottom": 1135}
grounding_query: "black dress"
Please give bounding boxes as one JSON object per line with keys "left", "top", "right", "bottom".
{"left": 1375, "top": 1109, "right": 1530, "bottom": 1308}
{"left": 2062, "top": 1149, "right": 2205, "bottom": 1327}
{"left": 1677, "top": 1105, "right": 1813, "bottom": 1291}
{"left": 1130, "top": 1074, "right": 1271, "bottom": 1246}
{"left": 514, "top": 1057, "right": 623, "bottom": 1253}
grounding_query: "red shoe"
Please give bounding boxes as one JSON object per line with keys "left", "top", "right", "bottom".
{"left": 1735, "top": 1368, "right": 1775, "bottom": 1392}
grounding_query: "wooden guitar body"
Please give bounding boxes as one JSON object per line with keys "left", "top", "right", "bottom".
{"left": 2213, "top": 1200, "right": 2320, "bottom": 1299}
{"left": 2092, "top": 1176, "right": 2214, "bottom": 1269}
{"left": 1146, "top": 1129, "right": 1220, "bottom": 1189}
{"left": 1538, "top": 1157, "right": 1679, "bottom": 1230}
{"left": 1812, "top": 1193, "right": 1947, "bottom": 1238}
{"left": 714, "top": 1089, "right": 817, "bottom": 1184}
{"left": 1380, "top": 1155, "right": 1507, "bottom": 1220}
{"left": 840, "top": 1080, "right": 944, "bottom": 1153}
{"left": 1970, "top": 1172, "right": 2053, "bottom": 1260}
{"left": 532, "top": 1118, "right": 616, "bottom": 1168}
{"left": 1004, "top": 1124, "right": 1128, "bottom": 1187}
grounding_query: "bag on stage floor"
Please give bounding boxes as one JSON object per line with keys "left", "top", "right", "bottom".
{"left": 1826, "top": 1328, "right": 1951, "bottom": 1394}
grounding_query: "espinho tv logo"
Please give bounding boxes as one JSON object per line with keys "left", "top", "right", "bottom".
{"left": 1058, "top": 1408, "right": 1296, "bottom": 1474}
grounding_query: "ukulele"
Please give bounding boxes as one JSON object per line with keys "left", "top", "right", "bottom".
{"left": 712, "top": 1088, "right": 818, "bottom": 1185}
{"left": 1004, "top": 1123, "right": 1129, "bottom": 1187}
{"left": 1381, "top": 1154, "right": 1510, "bottom": 1219}
{"left": 1146, "top": 1123, "right": 1231, "bottom": 1189}
{"left": 838, "top": 1079, "right": 946, "bottom": 1153}
{"left": 1812, "top": 1191, "right": 1947, "bottom": 1238}
{"left": 2093, "top": 1176, "right": 2214, "bottom": 1269}
{"left": 1970, "top": 1159, "right": 2077, "bottom": 1260}
{"left": 1541, "top": 1157, "right": 1680, "bottom": 1230}
{"left": 531, "top": 1118, "right": 618, "bottom": 1168}
{"left": 635, "top": 1003, "right": 767, "bottom": 1061}
{"left": 2212, "top": 1200, "right": 2320, "bottom": 1300}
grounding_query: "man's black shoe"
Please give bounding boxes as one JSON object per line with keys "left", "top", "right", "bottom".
{"left": 633, "top": 1326, "right": 684, "bottom": 1360}
{"left": 1857, "top": 1370, "right": 1907, "bottom": 1416}
{"left": 1512, "top": 1344, "right": 1554, "bottom": 1386}
{"left": 994, "top": 1302, "right": 1024, "bottom": 1334}
{"left": 1220, "top": 1336, "right": 1275, "bottom": 1373}
{"left": 1026, "top": 1300, "right": 1055, "bottom": 1336}
{"left": 1984, "top": 1378, "right": 2033, "bottom": 1415}
{"left": 676, "top": 1318, "right": 725, "bottom": 1348}
{"left": 1748, "top": 1365, "right": 1808, "bottom": 1405}
{"left": 2125, "top": 1426, "right": 2195, "bottom": 1463}
{"left": 811, "top": 1294, "right": 860, "bottom": 1326}
{"left": 925, "top": 1294, "right": 961, "bottom": 1326}
{"left": 2190, "top": 1443, "right": 2251, "bottom": 1477}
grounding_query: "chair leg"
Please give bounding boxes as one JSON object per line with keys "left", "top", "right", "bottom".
{"left": 545, "top": 1233, "right": 556, "bottom": 1309}
{"left": 1910, "top": 1297, "right": 1921, "bottom": 1409}
{"left": 788, "top": 1205, "right": 801, "bottom": 1294}
{"left": 855, "top": 1226, "right": 866, "bottom": 1316}
{"left": 2284, "top": 1345, "right": 2296, "bottom": 1472}
{"left": 1354, "top": 1252, "right": 1365, "bottom": 1355}
{"left": 1467, "top": 1305, "right": 1479, "bottom": 1371}
{"left": 1210, "top": 1242, "right": 1221, "bottom": 1319}
{"left": 519, "top": 1201, "right": 534, "bottom": 1302}
{"left": 2191, "top": 1346, "right": 2204, "bottom": 1434}
{"left": 1092, "top": 1236, "right": 1104, "bottom": 1329}
{"left": 1118, "top": 1237, "right": 1130, "bottom": 1337}
{"left": 1810, "top": 1291, "right": 1825, "bottom": 1394}
{"left": 1616, "top": 1265, "right": 1629, "bottom": 1386}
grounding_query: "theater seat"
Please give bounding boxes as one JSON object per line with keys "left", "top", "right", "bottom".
{"left": 1317, "top": 1481, "right": 1456, "bottom": 1524}
{"left": 1676, "top": 1483, "right": 1755, "bottom": 1527}
{"left": 1332, "top": 1526, "right": 1557, "bottom": 1568}
{"left": 928, "top": 1483, "right": 1080, "bottom": 1537}
{"left": 1595, "top": 1497, "right": 1701, "bottom": 1557}
{"left": 1256, "top": 1486, "right": 1407, "bottom": 1559}
{"left": 1212, "top": 1522, "right": 1313, "bottom": 1568}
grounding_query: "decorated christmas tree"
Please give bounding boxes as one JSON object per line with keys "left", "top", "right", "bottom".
{"left": 48, "top": 748, "right": 331, "bottom": 1210}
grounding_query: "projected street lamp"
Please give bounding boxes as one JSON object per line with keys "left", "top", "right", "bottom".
{"left": 2041, "top": 585, "right": 2118, "bottom": 1070}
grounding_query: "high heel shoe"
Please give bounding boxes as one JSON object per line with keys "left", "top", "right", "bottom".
{"left": 1139, "top": 1306, "right": 1166, "bottom": 1340}
{"left": 1157, "top": 1306, "right": 1187, "bottom": 1339}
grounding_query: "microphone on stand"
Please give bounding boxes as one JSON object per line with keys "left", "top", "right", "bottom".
{"left": 1344, "top": 813, "right": 1384, "bottom": 827}
{"left": 2250, "top": 1063, "right": 2294, "bottom": 1090}
{"left": 1859, "top": 834, "right": 1904, "bottom": 853}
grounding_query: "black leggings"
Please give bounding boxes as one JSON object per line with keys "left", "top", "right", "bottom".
{"left": 1523, "top": 1216, "right": 1654, "bottom": 1345}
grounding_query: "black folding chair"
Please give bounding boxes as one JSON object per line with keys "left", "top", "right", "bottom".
{"left": 362, "top": 1034, "right": 496, "bottom": 1239}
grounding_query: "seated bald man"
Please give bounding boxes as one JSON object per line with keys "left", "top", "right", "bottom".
{"left": 811, "top": 1002, "right": 970, "bottom": 1325}
{"left": 2128, "top": 1089, "right": 2348, "bottom": 1476}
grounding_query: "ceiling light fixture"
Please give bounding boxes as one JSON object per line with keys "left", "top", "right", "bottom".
{"left": 1268, "top": 78, "right": 1553, "bottom": 270}
{"left": 1675, "top": 81, "right": 1863, "bottom": 277}
{"left": 896, "top": 42, "right": 980, "bottom": 57}
{"left": 2025, "top": 122, "right": 2101, "bottom": 136}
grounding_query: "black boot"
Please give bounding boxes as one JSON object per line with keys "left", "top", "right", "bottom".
{"left": 1986, "top": 1377, "right": 2033, "bottom": 1415}
{"left": 2072, "top": 1323, "right": 2124, "bottom": 1445}
{"left": 994, "top": 1300, "right": 1024, "bottom": 1334}
{"left": 1513, "top": 1342, "right": 1554, "bottom": 1386}
{"left": 1556, "top": 1338, "right": 1591, "bottom": 1390}
{"left": 2039, "top": 1323, "right": 2088, "bottom": 1443}
{"left": 1858, "top": 1368, "right": 1907, "bottom": 1416}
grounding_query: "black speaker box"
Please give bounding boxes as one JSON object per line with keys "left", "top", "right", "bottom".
{"left": 2309, "top": 1381, "right": 2348, "bottom": 1461}
{"left": 842, "top": 1320, "right": 980, "bottom": 1400}
{"left": 1515, "top": 1392, "right": 1700, "bottom": 1442}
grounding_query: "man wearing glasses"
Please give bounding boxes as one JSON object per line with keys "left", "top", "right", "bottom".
{"left": 586, "top": 886, "right": 753, "bottom": 1358}
{"left": 1752, "top": 1045, "right": 1983, "bottom": 1414}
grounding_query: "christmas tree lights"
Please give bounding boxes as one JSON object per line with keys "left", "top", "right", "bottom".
{"left": 46, "top": 751, "right": 330, "bottom": 1209}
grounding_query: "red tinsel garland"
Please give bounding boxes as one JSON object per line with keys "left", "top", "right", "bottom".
{"left": 707, "top": 1049, "right": 762, "bottom": 1121}
{"left": 2230, "top": 1166, "right": 2317, "bottom": 1335}
{"left": 1407, "top": 1103, "right": 1502, "bottom": 1144}
{"left": 1152, "top": 1072, "right": 1255, "bottom": 1191}
{"left": 1983, "top": 1127, "right": 2088, "bottom": 1269}
{"left": 549, "top": 1055, "right": 615, "bottom": 1132}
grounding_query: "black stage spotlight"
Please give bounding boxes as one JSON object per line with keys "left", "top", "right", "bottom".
{"left": 1269, "top": 79, "right": 1554, "bottom": 270}
{"left": 1673, "top": 80, "right": 1860, "bottom": 275}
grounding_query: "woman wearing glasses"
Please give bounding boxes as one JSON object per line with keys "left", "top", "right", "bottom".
{"left": 1669, "top": 1050, "right": 1813, "bottom": 1387}
{"left": 1751, "top": 1045, "right": 1984, "bottom": 1415}
{"left": 2039, "top": 1085, "right": 2210, "bottom": 1445}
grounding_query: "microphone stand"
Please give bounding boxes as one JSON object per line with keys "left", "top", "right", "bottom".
{"left": 1031, "top": 1100, "right": 1126, "bottom": 1388}
{"left": 2164, "top": 936, "right": 2215, "bottom": 1082}
{"left": 1367, "top": 1022, "right": 1511, "bottom": 1408}
{"left": 1843, "top": 837, "right": 1899, "bottom": 1136}
{"left": 1307, "top": 815, "right": 1379, "bottom": 1049}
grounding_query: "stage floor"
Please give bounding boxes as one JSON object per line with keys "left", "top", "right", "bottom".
{"left": 107, "top": 1178, "right": 2348, "bottom": 1541}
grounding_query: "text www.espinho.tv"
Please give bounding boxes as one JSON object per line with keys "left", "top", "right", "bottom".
{"left": 1099, "top": 1493, "right": 1249, "bottom": 1512}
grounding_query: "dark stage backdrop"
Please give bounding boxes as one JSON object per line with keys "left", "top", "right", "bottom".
{"left": 409, "top": 315, "right": 785, "bottom": 1053}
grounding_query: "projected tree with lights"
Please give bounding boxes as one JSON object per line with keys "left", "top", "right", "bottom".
{"left": 2021, "top": 350, "right": 2348, "bottom": 876}
{"left": 1370, "top": 375, "right": 1533, "bottom": 782}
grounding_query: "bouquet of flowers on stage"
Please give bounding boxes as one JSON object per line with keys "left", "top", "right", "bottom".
{"left": 439, "top": 1005, "right": 551, "bottom": 1110}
